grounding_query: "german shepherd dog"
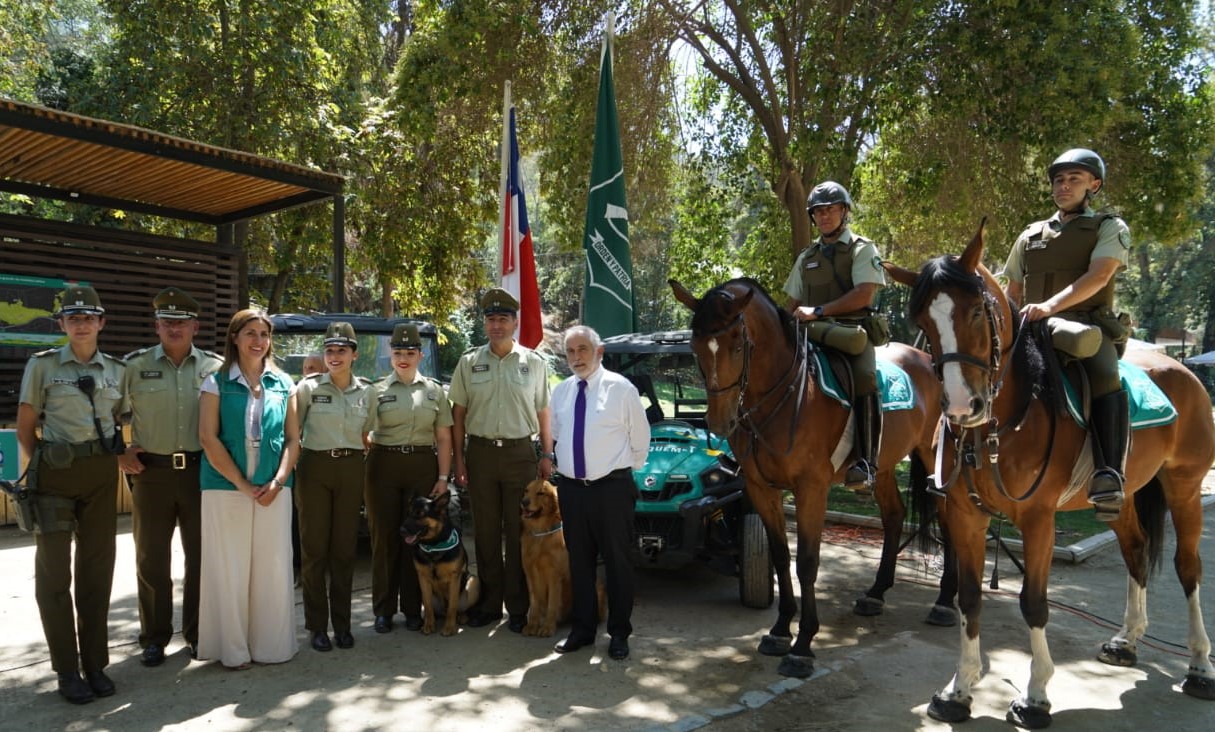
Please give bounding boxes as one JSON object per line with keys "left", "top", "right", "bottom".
{"left": 519, "top": 479, "right": 574, "bottom": 637}
{"left": 400, "top": 491, "right": 479, "bottom": 636}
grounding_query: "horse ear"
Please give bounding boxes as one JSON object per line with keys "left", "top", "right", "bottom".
{"left": 882, "top": 261, "right": 919, "bottom": 288}
{"left": 959, "top": 217, "right": 988, "bottom": 272}
{"left": 669, "top": 279, "right": 699, "bottom": 311}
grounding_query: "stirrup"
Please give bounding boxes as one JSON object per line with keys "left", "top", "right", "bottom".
{"left": 844, "top": 461, "right": 875, "bottom": 493}
{"left": 1088, "top": 470, "right": 1124, "bottom": 522}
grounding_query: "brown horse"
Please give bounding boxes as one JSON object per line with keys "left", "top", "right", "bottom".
{"left": 670, "top": 277, "right": 951, "bottom": 678}
{"left": 885, "top": 224, "right": 1215, "bottom": 727}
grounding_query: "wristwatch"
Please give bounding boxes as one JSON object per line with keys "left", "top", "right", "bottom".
{"left": 813, "top": 306, "right": 824, "bottom": 318}
{"left": 541, "top": 452, "right": 556, "bottom": 461}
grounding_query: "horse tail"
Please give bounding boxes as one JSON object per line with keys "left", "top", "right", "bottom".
{"left": 907, "top": 451, "right": 938, "bottom": 556}
{"left": 1135, "top": 476, "right": 1167, "bottom": 579}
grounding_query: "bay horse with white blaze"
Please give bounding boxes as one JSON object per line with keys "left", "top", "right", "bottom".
{"left": 885, "top": 223, "right": 1215, "bottom": 728}
{"left": 670, "top": 277, "right": 951, "bottom": 678}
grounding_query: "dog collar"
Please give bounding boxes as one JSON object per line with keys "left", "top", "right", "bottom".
{"left": 530, "top": 521, "right": 563, "bottom": 537}
{"left": 419, "top": 528, "right": 459, "bottom": 554}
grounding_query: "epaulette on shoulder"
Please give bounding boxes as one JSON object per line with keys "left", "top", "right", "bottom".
{"left": 201, "top": 349, "right": 222, "bottom": 361}
{"left": 102, "top": 352, "right": 126, "bottom": 366}
{"left": 462, "top": 345, "right": 480, "bottom": 355}
{"left": 356, "top": 376, "right": 373, "bottom": 386}
{"left": 123, "top": 346, "right": 152, "bottom": 361}
{"left": 31, "top": 347, "right": 58, "bottom": 358}
{"left": 302, "top": 373, "right": 323, "bottom": 381}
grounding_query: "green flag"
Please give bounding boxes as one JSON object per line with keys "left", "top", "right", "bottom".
{"left": 581, "top": 20, "right": 635, "bottom": 336}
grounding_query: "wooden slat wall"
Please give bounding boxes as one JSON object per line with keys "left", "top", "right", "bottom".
{"left": 0, "top": 213, "right": 244, "bottom": 525}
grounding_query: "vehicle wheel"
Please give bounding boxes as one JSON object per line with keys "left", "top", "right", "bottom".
{"left": 739, "top": 512, "right": 774, "bottom": 608}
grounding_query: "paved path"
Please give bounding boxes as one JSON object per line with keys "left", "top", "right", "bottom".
{"left": 1, "top": 477, "right": 1213, "bottom": 731}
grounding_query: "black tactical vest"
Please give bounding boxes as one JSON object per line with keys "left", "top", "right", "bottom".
{"left": 1022, "top": 213, "right": 1118, "bottom": 313}
{"left": 798, "top": 235, "right": 873, "bottom": 319}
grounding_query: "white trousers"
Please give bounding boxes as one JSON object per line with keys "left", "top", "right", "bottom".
{"left": 198, "top": 489, "right": 298, "bottom": 667}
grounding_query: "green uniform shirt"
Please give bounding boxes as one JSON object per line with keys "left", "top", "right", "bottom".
{"left": 122, "top": 344, "right": 222, "bottom": 454}
{"left": 782, "top": 228, "right": 886, "bottom": 304}
{"left": 448, "top": 342, "right": 550, "bottom": 439}
{"left": 1004, "top": 208, "right": 1131, "bottom": 283}
{"left": 19, "top": 345, "right": 125, "bottom": 443}
{"left": 296, "top": 372, "right": 374, "bottom": 451}
{"left": 370, "top": 371, "right": 453, "bottom": 446}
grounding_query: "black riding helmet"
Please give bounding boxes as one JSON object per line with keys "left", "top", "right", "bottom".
{"left": 805, "top": 180, "right": 853, "bottom": 214}
{"left": 1048, "top": 148, "right": 1105, "bottom": 192}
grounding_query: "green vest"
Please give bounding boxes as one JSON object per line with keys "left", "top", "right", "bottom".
{"left": 798, "top": 237, "right": 871, "bottom": 319}
{"left": 1022, "top": 214, "right": 1117, "bottom": 313}
{"left": 200, "top": 369, "right": 294, "bottom": 491}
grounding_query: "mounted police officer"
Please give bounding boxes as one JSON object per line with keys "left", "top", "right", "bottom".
{"left": 1004, "top": 148, "right": 1131, "bottom": 521}
{"left": 783, "top": 181, "right": 887, "bottom": 491}
{"left": 119, "top": 288, "right": 221, "bottom": 667}
{"left": 16, "top": 285, "right": 125, "bottom": 704}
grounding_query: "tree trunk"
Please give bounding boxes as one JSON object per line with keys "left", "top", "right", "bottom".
{"left": 380, "top": 276, "right": 394, "bottom": 317}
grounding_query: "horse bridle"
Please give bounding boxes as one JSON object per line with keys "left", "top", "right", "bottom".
{"left": 695, "top": 307, "right": 809, "bottom": 460}
{"left": 929, "top": 281, "right": 1054, "bottom": 514}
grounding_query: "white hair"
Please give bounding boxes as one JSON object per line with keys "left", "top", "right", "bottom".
{"left": 562, "top": 325, "right": 602, "bottom": 350}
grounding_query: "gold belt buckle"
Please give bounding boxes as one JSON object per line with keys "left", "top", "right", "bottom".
{"left": 172, "top": 452, "right": 188, "bottom": 470}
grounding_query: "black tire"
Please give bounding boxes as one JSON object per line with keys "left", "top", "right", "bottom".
{"left": 738, "top": 512, "right": 774, "bottom": 608}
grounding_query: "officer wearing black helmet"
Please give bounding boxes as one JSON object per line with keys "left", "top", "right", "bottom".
{"left": 782, "top": 181, "right": 887, "bottom": 490}
{"left": 1004, "top": 148, "right": 1131, "bottom": 521}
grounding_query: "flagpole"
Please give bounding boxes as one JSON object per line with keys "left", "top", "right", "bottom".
{"left": 498, "top": 81, "right": 511, "bottom": 248}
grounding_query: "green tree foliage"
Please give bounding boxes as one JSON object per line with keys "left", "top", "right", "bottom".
{"left": 860, "top": 0, "right": 1215, "bottom": 269}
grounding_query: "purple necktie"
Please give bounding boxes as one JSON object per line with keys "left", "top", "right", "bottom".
{"left": 573, "top": 379, "right": 587, "bottom": 479}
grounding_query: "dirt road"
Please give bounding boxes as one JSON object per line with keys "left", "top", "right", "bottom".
{"left": 1, "top": 480, "right": 1213, "bottom": 731}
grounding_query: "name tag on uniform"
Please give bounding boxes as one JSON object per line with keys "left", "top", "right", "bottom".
{"left": 312, "top": 395, "right": 332, "bottom": 404}
{"left": 804, "top": 261, "right": 820, "bottom": 270}
{"left": 52, "top": 377, "right": 76, "bottom": 385}
{"left": 472, "top": 364, "right": 489, "bottom": 373}
{"left": 141, "top": 370, "right": 163, "bottom": 379}
{"left": 1026, "top": 239, "right": 1048, "bottom": 251}
{"left": 378, "top": 394, "right": 397, "bottom": 404}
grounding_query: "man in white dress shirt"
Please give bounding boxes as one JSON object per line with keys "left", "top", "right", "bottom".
{"left": 550, "top": 325, "right": 649, "bottom": 660}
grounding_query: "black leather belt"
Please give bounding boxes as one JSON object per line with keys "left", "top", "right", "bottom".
{"left": 372, "top": 444, "right": 434, "bottom": 454}
{"left": 138, "top": 451, "right": 203, "bottom": 470}
{"left": 468, "top": 435, "right": 533, "bottom": 448}
{"left": 554, "top": 467, "right": 634, "bottom": 486}
{"left": 304, "top": 448, "right": 362, "bottom": 458}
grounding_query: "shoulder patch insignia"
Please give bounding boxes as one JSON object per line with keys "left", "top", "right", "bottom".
{"left": 1118, "top": 229, "right": 1131, "bottom": 250}
{"left": 871, "top": 255, "right": 882, "bottom": 271}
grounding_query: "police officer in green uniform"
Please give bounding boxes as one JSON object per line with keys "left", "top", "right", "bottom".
{"left": 294, "top": 322, "right": 373, "bottom": 651}
{"left": 450, "top": 288, "right": 554, "bottom": 632}
{"left": 366, "top": 323, "right": 453, "bottom": 634}
{"left": 783, "top": 181, "right": 887, "bottom": 490}
{"left": 1004, "top": 148, "right": 1131, "bottom": 521}
{"left": 16, "top": 285, "right": 125, "bottom": 704}
{"left": 119, "top": 288, "right": 221, "bottom": 667}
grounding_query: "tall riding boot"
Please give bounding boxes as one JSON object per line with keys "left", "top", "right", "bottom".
{"left": 1088, "top": 390, "right": 1129, "bottom": 522}
{"left": 845, "top": 393, "right": 881, "bottom": 492}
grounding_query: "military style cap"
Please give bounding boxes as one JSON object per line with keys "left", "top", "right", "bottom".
{"left": 153, "top": 287, "right": 200, "bottom": 319}
{"left": 323, "top": 321, "right": 358, "bottom": 348}
{"left": 481, "top": 287, "right": 519, "bottom": 315}
{"left": 390, "top": 323, "right": 423, "bottom": 349}
{"left": 56, "top": 285, "right": 105, "bottom": 316}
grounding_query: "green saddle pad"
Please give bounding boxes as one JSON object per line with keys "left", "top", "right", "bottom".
{"left": 1061, "top": 360, "right": 1178, "bottom": 430}
{"left": 812, "top": 349, "right": 916, "bottom": 412}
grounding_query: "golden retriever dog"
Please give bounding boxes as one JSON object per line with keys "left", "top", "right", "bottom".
{"left": 520, "top": 479, "right": 574, "bottom": 637}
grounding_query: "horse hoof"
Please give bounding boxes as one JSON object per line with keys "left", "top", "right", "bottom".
{"left": 758, "top": 634, "right": 793, "bottom": 657}
{"left": 1182, "top": 674, "right": 1215, "bottom": 700}
{"left": 924, "top": 605, "right": 958, "bottom": 627}
{"left": 1006, "top": 699, "right": 1052, "bottom": 729}
{"left": 853, "top": 596, "right": 884, "bottom": 617}
{"left": 777, "top": 653, "right": 814, "bottom": 678}
{"left": 1097, "top": 642, "right": 1137, "bottom": 667}
{"left": 926, "top": 694, "right": 971, "bottom": 723}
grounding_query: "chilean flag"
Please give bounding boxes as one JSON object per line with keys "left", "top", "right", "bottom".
{"left": 499, "top": 84, "right": 543, "bottom": 348}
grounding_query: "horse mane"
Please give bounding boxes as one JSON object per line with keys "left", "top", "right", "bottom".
{"left": 692, "top": 277, "right": 797, "bottom": 347}
{"left": 910, "top": 255, "right": 1061, "bottom": 414}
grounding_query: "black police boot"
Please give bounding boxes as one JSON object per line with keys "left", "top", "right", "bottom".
{"left": 1088, "top": 390, "right": 1129, "bottom": 522}
{"left": 845, "top": 393, "right": 881, "bottom": 493}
